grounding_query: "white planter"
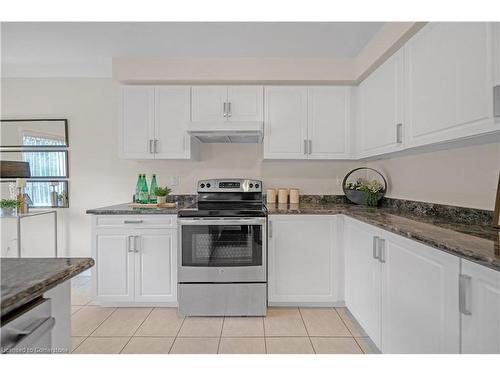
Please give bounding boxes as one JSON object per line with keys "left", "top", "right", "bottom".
{"left": 157, "top": 196, "right": 167, "bottom": 204}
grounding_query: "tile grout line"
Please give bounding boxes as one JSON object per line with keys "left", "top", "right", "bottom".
{"left": 217, "top": 317, "right": 225, "bottom": 354}
{"left": 71, "top": 306, "right": 117, "bottom": 353}
{"left": 119, "top": 307, "right": 155, "bottom": 354}
{"left": 297, "top": 307, "right": 316, "bottom": 354}
{"left": 334, "top": 307, "right": 367, "bottom": 354}
{"left": 262, "top": 316, "right": 267, "bottom": 354}
{"left": 169, "top": 311, "right": 187, "bottom": 353}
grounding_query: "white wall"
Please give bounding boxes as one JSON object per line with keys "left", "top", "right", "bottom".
{"left": 2, "top": 78, "right": 498, "bottom": 257}
{"left": 366, "top": 142, "right": 500, "bottom": 211}
{"left": 0, "top": 78, "right": 358, "bottom": 257}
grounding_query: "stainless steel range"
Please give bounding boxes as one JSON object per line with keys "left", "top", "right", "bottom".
{"left": 177, "top": 179, "right": 267, "bottom": 316}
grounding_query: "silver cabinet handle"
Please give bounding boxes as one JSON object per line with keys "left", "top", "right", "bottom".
{"left": 154, "top": 139, "right": 158, "bottom": 153}
{"left": 223, "top": 102, "right": 227, "bottom": 118}
{"left": 134, "top": 235, "right": 140, "bottom": 253}
{"left": 494, "top": 85, "right": 500, "bottom": 117}
{"left": 4, "top": 317, "right": 56, "bottom": 352}
{"left": 396, "top": 123, "right": 403, "bottom": 143}
{"left": 459, "top": 274, "right": 472, "bottom": 316}
{"left": 228, "top": 102, "right": 232, "bottom": 118}
{"left": 304, "top": 139, "right": 308, "bottom": 155}
{"left": 269, "top": 221, "right": 273, "bottom": 238}
{"left": 127, "top": 235, "right": 134, "bottom": 252}
{"left": 124, "top": 220, "right": 143, "bottom": 224}
{"left": 378, "top": 238, "right": 386, "bottom": 263}
{"left": 149, "top": 139, "right": 154, "bottom": 154}
{"left": 372, "top": 236, "right": 380, "bottom": 259}
{"left": 308, "top": 140, "right": 312, "bottom": 154}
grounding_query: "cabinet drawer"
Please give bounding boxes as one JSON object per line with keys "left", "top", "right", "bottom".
{"left": 95, "top": 215, "right": 177, "bottom": 228}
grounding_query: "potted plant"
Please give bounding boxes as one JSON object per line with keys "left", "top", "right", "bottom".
{"left": 0, "top": 199, "right": 20, "bottom": 216}
{"left": 342, "top": 167, "right": 387, "bottom": 207}
{"left": 154, "top": 186, "right": 172, "bottom": 204}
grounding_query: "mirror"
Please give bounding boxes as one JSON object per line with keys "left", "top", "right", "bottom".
{"left": 1, "top": 180, "right": 69, "bottom": 208}
{"left": 0, "top": 150, "right": 68, "bottom": 178}
{"left": 0, "top": 119, "right": 68, "bottom": 147}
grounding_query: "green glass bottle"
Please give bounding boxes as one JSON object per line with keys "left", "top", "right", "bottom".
{"left": 149, "top": 174, "right": 158, "bottom": 203}
{"left": 139, "top": 174, "right": 149, "bottom": 204}
{"left": 134, "top": 174, "right": 142, "bottom": 203}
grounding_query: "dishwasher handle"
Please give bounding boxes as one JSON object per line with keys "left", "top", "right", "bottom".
{"left": 3, "top": 317, "right": 56, "bottom": 353}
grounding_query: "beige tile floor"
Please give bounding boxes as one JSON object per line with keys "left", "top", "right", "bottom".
{"left": 71, "top": 275, "right": 379, "bottom": 354}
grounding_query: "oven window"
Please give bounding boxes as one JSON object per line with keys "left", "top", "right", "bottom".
{"left": 182, "top": 224, "right": 262, "bottom": 267}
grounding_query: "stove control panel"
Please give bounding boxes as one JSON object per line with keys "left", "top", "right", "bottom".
{"left": 197, "top": 179, "right": 262, "bottom": 193}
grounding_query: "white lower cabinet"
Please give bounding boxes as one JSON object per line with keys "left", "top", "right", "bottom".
{"left": 461, "top": 259, "right": 500, "bottom": 354}
{"left": 344, "top": 216, "right": 460, "bottom": 353}
{"left": 380, "top": 230, "right": 460, "bottom": 354}
{"left": 344, "top": 217, "right": 382, "bottom": 347}
{"left": 92, "top": 216, "right": 177, "bottom": 305}
{"left": 267, "top": 215, "right": 342, "bottom": 305}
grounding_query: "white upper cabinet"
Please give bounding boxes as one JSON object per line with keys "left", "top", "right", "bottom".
{"left": 461, "top": 259, "right": 500, "bottom": 354}
{"left": 191, "top": 86, "right": 263, "bottom": 123}
{"left": 264, "top": 86, "right": 351, "bottom": 160}
{"left": 404, "top": 22, "right": 498, "bottom": 147}
{"left": 227, "top": 86, "right": 263, "bottom": 122}
{"left": 154, "top": 87, "right": 192, "bottom": 159}
{"left": 356, "top": 50, "right": 404, "bottom": 158}
{"left": 119, "top": 86, "right": 155, "bottom": 159}
{"left": 191, "top": 86, "right": 227, "bottom": 122}
{"left": 308, "top": 87, "right": 351, "bottom": 159}
{"left": 119, "top": 86, "right": 193, "bottom": 159}
{"left": 264, "top": 86, "right": 308, "bottom": 159}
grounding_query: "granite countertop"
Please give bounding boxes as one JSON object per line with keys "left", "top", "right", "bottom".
{"left": 86, "top": 202, "right": 196, "bottom": 215}
{"left": 267, "top": 202, "right": 500, "bottom": 271}
{"left": 1, "top": 258, "right": 94, "bottom": 317}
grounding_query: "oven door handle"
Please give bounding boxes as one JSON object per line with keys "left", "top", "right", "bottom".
{"left": 178, "top": 218, "right": 266, "bottom": 226}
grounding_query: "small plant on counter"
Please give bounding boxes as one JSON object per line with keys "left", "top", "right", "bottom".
{"left": 154, "top": 186, "right": 173, "bottom": 204}
{"left": 154, "top": 186, "right": 172, "bottom": 197}
{"left": 345, "top": 178, "right": 384, "bottom": 207}
{"left": 0, "top": 199, "right": 21, "bottom": 215}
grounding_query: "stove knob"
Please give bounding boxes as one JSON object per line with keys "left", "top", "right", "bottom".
{"left": 206, "top": 183, "right": 211, "bottom": 188}
{"left": 255, "top": 183, "right": 259, "bottom": 188}
{"left": 200, "top": 183, "right": 205, "bottom": 188}
{"left": 249, "top": 183, "right": 254, "bottom": 188}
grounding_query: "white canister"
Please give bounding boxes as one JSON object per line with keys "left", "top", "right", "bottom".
{"left": 266, "top": 189, "right": 276, "bottom": 204}
{"left": 277, "top": 188, "right": 289, "bottom": 204}
{"left": 289, "top": 188, "right": 300, "bottom": 204}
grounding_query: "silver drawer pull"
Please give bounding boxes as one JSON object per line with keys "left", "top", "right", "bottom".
{"left": 372, "top": 236, "right": 380, "bottom": 259}
{"left": 459, "top": 274, "right": 472, "bottom": 316}
{"left": 378, "top": 238, "right": 386, "bottom": 263}
{"left": 124, "top": 220, "right": 143, "bottom": 224}
{"left": 396, "top": 123, "right": 403, "bottom": 143}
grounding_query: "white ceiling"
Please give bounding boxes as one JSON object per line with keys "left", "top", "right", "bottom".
{"left": 1, "top": 22, "right": 384, "bottom": 77}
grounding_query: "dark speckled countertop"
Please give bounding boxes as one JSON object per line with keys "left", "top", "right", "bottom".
{"left": 1, "top": 258, "right": 94, "bottom": 317}
{"left": 267, "top": 202, "right": 500, "bottom": 271}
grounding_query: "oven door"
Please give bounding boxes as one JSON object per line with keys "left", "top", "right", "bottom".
{"left": 178, "top": 217, "right": 266, "bottom": 283}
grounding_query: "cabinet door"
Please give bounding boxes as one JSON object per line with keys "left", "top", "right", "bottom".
{"left": 227, "top": 86, "right": 263, "bottom": 122}
{"left": 357, "top": 50, "right": 404, "bottom": 157}
{"left": 461, "top": 259, "right": 500, "bottom": 354}
{"left": 380, "top": 231, "right": 460, "bottom": 353}
{"left": 134, "top": 229, "right": 177, "bottom": 303}
{"left": 191, "top": 86, "right": 227, "bottom": 123}
{"left": 154, "top": 86, "right": 192, "bottom": 159}
{"left": 94, "top": 231, "right": 134, "bottom": 302}
{"left": 405, "top": 23, "right": 496, "bottom": 147}
{"left": 344, "top": 217, "right": 382, "bottom": 348}
{"left": 264, "top": 87, "right": 308, "bottom": 159}
{"left": 308, "top": 87, "right": 350, "bottom": 159}
{"left": 268, "top": 215, "right": 338, "bottom": 303}
{"left": 118, "top": 86, "right": 155, "bottom": 159}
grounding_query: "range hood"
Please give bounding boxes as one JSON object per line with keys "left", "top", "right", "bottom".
{"left": 187, "top": 123, "right": 263, "bottom": 144}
